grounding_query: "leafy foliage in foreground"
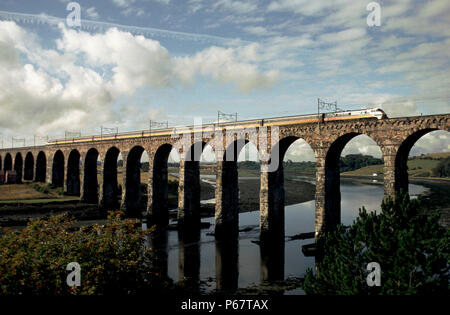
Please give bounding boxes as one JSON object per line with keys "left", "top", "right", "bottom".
{"left": 302, "top": 192, "right": 450, "bottom": 295}
{"left": 0, "top": 211, "right": 173, "bottom": 295}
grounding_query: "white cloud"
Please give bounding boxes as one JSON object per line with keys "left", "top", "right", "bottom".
{"left": 243, "top": 26, "right": 279, "bottom": 37}
{"left": 284, "top": 139, "right": 315, "bottom": 162}
{"left": 86, "top": 7, "right": 99, "bottom": 19}
{"left": 0, "top": 21, "right": 279, "bottom": 139}
{"left": 341, "top": 135, "right": 382, "bottom": 158}
{"left": 212, "top": 0, "right": 258, "bottom": 14}
{"left": 410, "top": 131, "right": 450, "bottom": 156}
{"left": 173, "top": 45, "right": 279, "bottom": 92}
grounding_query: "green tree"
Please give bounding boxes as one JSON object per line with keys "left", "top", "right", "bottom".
{"left": 0, "top": 211, "right": 173, "bottom": 295}
{"left": 302, "top": 192, "right": 450, "bottom": 295}
{"left": 432, "top": 156, "right": 450, "bottom": 177}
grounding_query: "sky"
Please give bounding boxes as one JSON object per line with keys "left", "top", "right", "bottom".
{"left": 0, "top": 0, "right": 449, "bottom": 161}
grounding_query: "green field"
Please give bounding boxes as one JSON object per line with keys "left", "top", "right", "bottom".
{"left": 343, "top": 152, "right": 450, "bottom": 178}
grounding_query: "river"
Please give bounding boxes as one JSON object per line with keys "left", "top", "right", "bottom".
{"left": 148, "top": 177, "right": 428, "bottom": 294}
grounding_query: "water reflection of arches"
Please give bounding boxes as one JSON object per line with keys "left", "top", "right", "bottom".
{"left": 148, "top": 228, "right": 169, "bottom": 279}
{"left": 178, "top": 230, "right": 200, "bottom": 288}
{"left": 52, "top": 150, "right": 65, "bottom": 188}
{"left": 14, "top": 152, "right": 23, "bottom": 183}
{"left": 24, "top": 152, "right": 34, "bottom": 181}
{"left": 101, "top": 147, "right": 121, "bottom": 210}
{"left": 82, "top": 148, "right": 99, "bottom": 204}
{"left": 35, "top": 152, "right": 46, "bottom": 183}
{"left": 215, "top": 238, "right": 239, "bottom": 292}
{"left": 67, "top": 150, "right": 81, "bottom": 196}
{"left": 260, "top": 238, "right": 285, "bottom": 283}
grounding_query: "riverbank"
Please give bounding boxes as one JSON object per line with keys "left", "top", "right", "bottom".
{"left": 167, "top": 177, "right": 316, "bottom": 220}
{"left": 340, "top": 174, "right": 450, "bottom": 227}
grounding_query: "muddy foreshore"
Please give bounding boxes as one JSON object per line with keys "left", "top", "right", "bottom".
{"left": 0, "top": 178, "right": 316, "bottom": 227}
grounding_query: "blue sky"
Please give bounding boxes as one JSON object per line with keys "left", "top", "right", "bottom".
{"left": 0, "top": 0, "right": 449, "bottom": 159}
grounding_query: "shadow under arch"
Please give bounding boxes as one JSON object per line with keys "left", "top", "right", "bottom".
{"left": 3, "top": 153, "right": 12, "bottom": 171}
{"left": 83, "top": 148, "right": 99, "bottom": 204}
{"left": 35, "top": 151, "right": 47, "bottom": 183}
{"left": 52, "top": 150, "right": 64, "bottom": 188}
{"left": 150, "top": 143, "right": 174, "bottom": 226}
{"left": 14, "top": 152, "right": 23, "bottom": 183}
{"left": 395, "top": 128, "right": 445, "bottom": 194}
{"left": 215, "top": 138, "right": 258, "bottom": 238}
{"left": 101, "top": 146, "right": 121, "bottom": 210}
{"left": 124, "top": 145, "right": 147, "bottom": 217}
{"left": 24, "top": 152, "right": 34, "bottom": 181}
{"left": 178, "top": 141, "right": 209, "bottom": 229}
{"left": 323, "top": 132, "right": 384, "bottom": 233}
{"left": 67, "top": 149, "right": 81, "bottom": 196}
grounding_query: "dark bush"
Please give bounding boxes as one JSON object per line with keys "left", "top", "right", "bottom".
{"left": 302, "top": 192, "right": 450, "bottom": 295}
{"left": 0, "top": 211, "right": 173, "bottom": 295}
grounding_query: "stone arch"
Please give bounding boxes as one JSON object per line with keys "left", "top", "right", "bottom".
{"left": 52, "top": 150, "right": 65, "bottom": 188}
{"left": 150, "top": 143, "right": 173, "bottom": 225}
{"left": 67, "top": 149, "right": 81, "bottom": 196}
{"left": 101, "top": 146, "right": 121, "bottom": 210}
{"left": 215, "top": 138, "right": 254, "bottom": 238}
{"left": 83, "top": 148, "right": 99, "bottom": 204}
{"left": 4, "top": 153, "right": 12, "bottom": 171}
{"left": 260, "top": 136, "right": 316, "bottom": 241}
{"left": 35, "top": 151, "right": 46, "bottom": 183}
{"left": 394, "top": 128, "right": 447, "bottom": 193}
{"left": 124, "top": 145, "right": 147, "bottom": 217}
{"left": 24, "top": 152, "right": 34, "bottom": 181}
{"left": 14, "top": 152, "right": 23, "bottom": 183}
{"left": 322, "top": 132, "right": 383, "bottom": 233}
{"left": 178, "top": 141, "right": 209, "bottom": 228}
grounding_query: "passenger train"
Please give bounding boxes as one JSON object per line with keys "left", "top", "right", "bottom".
{"left": 47, "top": 108, "right": 387, "bottom": 145}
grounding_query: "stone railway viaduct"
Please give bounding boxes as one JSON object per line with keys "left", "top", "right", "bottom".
{"left": 0, "top": 113, "right": 449, "bottom": 240}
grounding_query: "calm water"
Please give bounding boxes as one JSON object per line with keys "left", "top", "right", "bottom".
{"left": 149, "top": 178, "right": 428, "bottom": 294}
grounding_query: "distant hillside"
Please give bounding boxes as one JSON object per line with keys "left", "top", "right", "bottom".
{"left": 343, "top": 152, "right": 450, "bottom": 178}
{"left": 164, "top": 152, "right": 450, "bottom": 178}
{"left": 409, "top": 152, "right": 450, "bottom": 160}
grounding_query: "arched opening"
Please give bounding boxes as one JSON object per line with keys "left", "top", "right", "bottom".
{"left": 24, "top": 152, "right": 34, "bottom": 181}
{"left": 35, "top": 152, "right": 47, "bottom": 183}
{"left": 281, "top": 137, "right": 317, "bottom": 230}
{"left": 14, "top": 153, "right": 23, "bottom": 184}
{"left": 150, "top": 143, "right": 173, "bottom": 225}
{"left": 4, "top": 153, "right": 12, "bottom": 171}
{"left": 67, "top": 150, "right": 81, "bottom": 196}
{"left": 83, "top": 148, "right": 99, "bottom": 204}
{"left": 396, "top": 130, "right": 450, "bottom": 221}
{"left": 52, "top": 150, "right": 65, "bottom": 188}
{"left": 340, "top": 135, "right": 384, "bottom": 223}
{"left": 102, "top": 147, "right": 121, "bottom": 210}
{"left": 395, "top": 129, "right": 450, "bottom": 193}
{"left": 258, "top": 137, "right": 317, "bottom": 282}
{"left": 215, "top": 137, "right": 256, "bottom": 237}
{"left": 179, "top": 141, "right": 208, "bottom": 228}
{"left": 324, "top": 133, "right": 384, "bottom": 230}
{"left": 124, "top": 146, "right": 148, "bottom": 217}
{"left": 199, "top": 143, "right": 216, "bottom": 216}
